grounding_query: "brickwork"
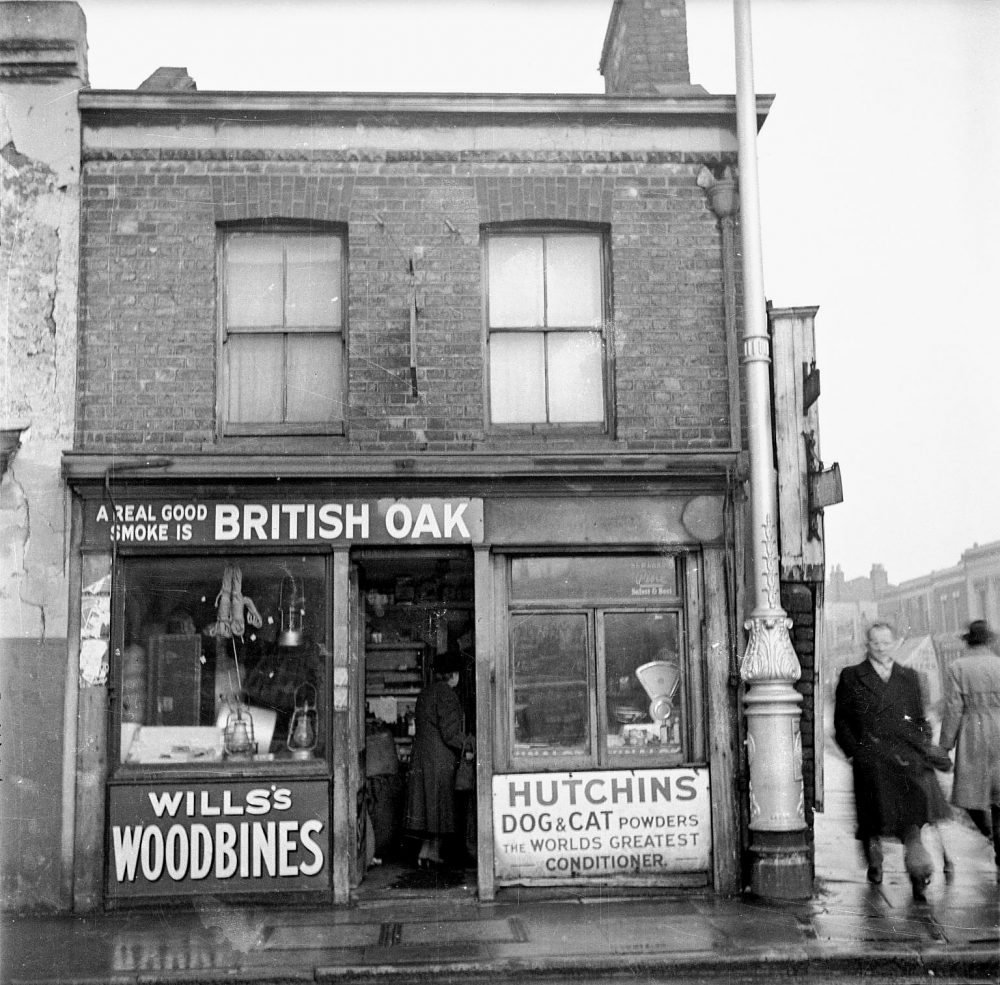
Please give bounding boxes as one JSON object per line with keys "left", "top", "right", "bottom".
{"left": 77, "top": 152, "right": 737, "bottom": 454}
{"left": 781, "top": 581, "right": 818, "bottom": 828}
{"left": 601, "top": 0, "right": 691, "bottom": 94}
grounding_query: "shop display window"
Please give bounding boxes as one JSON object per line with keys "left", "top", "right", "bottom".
{"left": 116, "top": 555, "right": 328, "bottom": 766}
{"left": 511, "top": 612, "right": 591, "bottom": 755}
{"left": 507, "top": 555, "right": 690, "bottom": 769}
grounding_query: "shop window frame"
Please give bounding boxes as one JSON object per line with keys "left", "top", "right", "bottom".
{"left": 498, "top": 552, "right": 704, "bottom": 774}
{"left": 481, "top": 221, "right": 615, "bottom": 435}
{"left": 108, "top": 547, "right": 335, "bottom": 778}
{"left": 216, "top": 219, "right": 348, "bottom": 439}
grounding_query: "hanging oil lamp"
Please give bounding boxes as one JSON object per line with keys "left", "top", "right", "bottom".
{"left": 287, "top": 682, "right": 318, "bottom": 759}
{"left": 223, "top": 703, "right": 256, "bottom": 759}
{"left": 278, "top": 568, "right": 306, "bottom": 647}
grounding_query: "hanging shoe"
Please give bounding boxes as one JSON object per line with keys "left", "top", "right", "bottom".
{"left": 205, "top": 566, "right": 234, "bottom": 638}
{"left": 244, "top": 597, "right": 263, "bottom": 630}
{"left": 228, "top": 565, "right": 245, "bottom": 639}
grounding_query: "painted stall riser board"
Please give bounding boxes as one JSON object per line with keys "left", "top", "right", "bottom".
{"left": 106, "top": 780, "right": 330, "bottom": 898}
{"left": 493, "top": 768, "right": 711, "bottom": 882}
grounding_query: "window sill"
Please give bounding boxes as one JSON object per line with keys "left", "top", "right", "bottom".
{"left": 110, "top": 757, "right": 331, "bottom": 781}
{"left": 487, "top": 423, "right": 609, "bottom": 436}
{"left": 221, "top": 423, "right": 345, "bottom": 438}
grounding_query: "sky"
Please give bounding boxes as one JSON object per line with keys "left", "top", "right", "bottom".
{"left": 76, "top": 0, "right": 1000, "bottom": 586}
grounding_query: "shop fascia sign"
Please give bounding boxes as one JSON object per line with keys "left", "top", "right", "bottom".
{"left": 85, "top": 497, "right": 484, "bottom": 547}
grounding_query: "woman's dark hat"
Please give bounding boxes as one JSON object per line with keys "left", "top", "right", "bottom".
{"left": 962, "top": 620, "right": 996, "bottom": 646}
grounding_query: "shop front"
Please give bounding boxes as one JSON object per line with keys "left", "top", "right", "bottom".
{"left": 67, "top": 471, "right": 740, "bottom": 906}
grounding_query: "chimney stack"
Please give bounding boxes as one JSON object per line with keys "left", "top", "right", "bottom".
{"left": 870, "top": 563, "right": 889, "bottom": 598}
{"left": 600, "top": 0, "right": 691, "bottom": 95}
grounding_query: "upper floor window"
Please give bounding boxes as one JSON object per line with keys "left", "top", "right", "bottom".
{"left": 221, "top": 226, "right": 345, "bottom": 434}
{"left": 486, "top": 229, "right": 608, "bottom": 427}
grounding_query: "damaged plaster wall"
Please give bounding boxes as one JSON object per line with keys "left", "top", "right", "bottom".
{"left": 1, "top": 0, "right": 86, "bottom": 911}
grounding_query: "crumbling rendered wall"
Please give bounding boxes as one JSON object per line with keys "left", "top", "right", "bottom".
{"left": 1, "top": 0, "right": 86, "bottom": 909}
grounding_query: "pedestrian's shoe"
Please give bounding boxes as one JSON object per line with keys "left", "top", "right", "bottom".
{"left": 866, "top": 865, "right": 883, "bottom": 884}
{"left": 903, "top": 833, "right": 933, "bottom": 884}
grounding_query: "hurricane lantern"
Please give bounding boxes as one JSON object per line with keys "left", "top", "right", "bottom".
{"left": 287, "top": 682, "right": 318, "bottom": 759}
{"left": 278, "top": 569, "right": 306, "bottom": 647}
{"left": 223, "top": 704, "right": 256, "bottom": 758}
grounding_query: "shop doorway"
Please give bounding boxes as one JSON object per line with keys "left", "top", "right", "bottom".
{"left": 352, "top": 549, "right": 477, "bottom": 898}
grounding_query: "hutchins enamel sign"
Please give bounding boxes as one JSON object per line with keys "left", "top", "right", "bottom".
{"left": 107, "top": 780, "right": 329, "bottom": 897}
{"left": 83, "top": 497, "right": 484, "bottom": 547}
{"left": 492, "top": 768, "right": 711, "bottom": 882}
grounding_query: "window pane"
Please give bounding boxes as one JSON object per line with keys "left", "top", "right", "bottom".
{"left": 285, "top": 237, "right": 342, "bottom": 327}
{"left": 511, "top": 613, "right": 590, "bottom": 754}
{"left": 546, "top": 235, "right": 602, "bottom": 327}
{"left": 511, "top": 556, "right": 678, "bottom": 602}
{"left": 119, "top": 556, "right": 328, "bottom": 765}
{"left": 488, "top": 236, "right": 543, "bottom": 327}
{"left": 604, "top": 612, "right": 683, "bottom": 756}
{"left": 286, "top": 333, "right": 343, "bottom": 423}
{"left": 227, "top": 334, "right": 283, "bottom": 423}
{"left": 547, "top": 331, "right": 604, "bottom": 422}
{"left": 226, "top": 236, "right": 283, "bottom": 327}
{"left": 490, "top": 332, "right": 546, "bottom": 423}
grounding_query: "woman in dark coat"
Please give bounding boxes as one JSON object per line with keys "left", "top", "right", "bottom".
{"left": 404, "top": 648, "right": 466, "bottom": 868}
{"left": 834, "top": 621, "right": 936, "bottom": 900}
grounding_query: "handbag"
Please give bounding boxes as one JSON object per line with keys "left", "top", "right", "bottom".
{"left": 454, "top": 735, "right": 475, "bottom": 791}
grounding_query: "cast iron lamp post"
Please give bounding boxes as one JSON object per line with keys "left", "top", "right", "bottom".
{"left": 732, "top": 0, "right": 811, "bottom": 899}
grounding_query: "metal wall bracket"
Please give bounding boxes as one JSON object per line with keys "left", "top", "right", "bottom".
{"left": 803, "top": 430, "right": 843, "bottom": 540}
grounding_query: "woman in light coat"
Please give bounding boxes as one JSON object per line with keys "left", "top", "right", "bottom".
{"left": 939, "top": 620, "right": 1000, "bottom": 879}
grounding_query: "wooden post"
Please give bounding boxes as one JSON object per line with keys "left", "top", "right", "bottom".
{"left": 73, "top": 552, "right": 113, "bottom": 912}
{"left": 473, "top": 546, "right": 495, "bottom": 901}
{"left": 704, "top": 548, "right": 741, "bottom": 893}
{"left": 331, "top": 550, "right": 351, "bottom": 903}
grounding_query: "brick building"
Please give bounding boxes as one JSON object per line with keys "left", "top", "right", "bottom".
{"left": 2, "top": 0, "right": 829, "bottom": 911}
{"left": 828, "top": 541, "right": 1000, "bottom": 643}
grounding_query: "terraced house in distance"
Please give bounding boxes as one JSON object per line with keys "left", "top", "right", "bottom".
{"left": 1, "top": 0, "right": 837, "bottom": 913}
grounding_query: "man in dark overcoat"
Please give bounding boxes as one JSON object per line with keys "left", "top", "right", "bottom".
{"left": 834, "top": 621, "right": 935, "bottom": 900}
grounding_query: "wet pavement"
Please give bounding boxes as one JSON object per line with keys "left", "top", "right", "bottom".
{"left": 3, "top": 745, "right": 998, "bottom": 984}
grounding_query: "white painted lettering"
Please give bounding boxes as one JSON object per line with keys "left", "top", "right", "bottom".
{"left": 148, "top": 790, "right": 184, "bottom": 818}
{"left": 298, "top": 820, "right": 325, "bottom": 876}
{"left": 410, "top": 503, "right": 442, "bottom": 539}
{"left": 112, "top": 826, "right": 142, "bottom": 881}
{"left": 345, "top": 504, "right": 369, "bottom": 538}
{"left": 215, "top": 505, "right": 240, "bottom": 540}
{"left": 244, "top": 504, "right": 268, "bottom": 540}
{"left": 318, "top": 503, "right": 342, "bottom": 539}
{"left": 443, "top": 502, "right": 470, "bottom": 538}
{"left": 385, "top": 504, "right": 411, "bottom": 539}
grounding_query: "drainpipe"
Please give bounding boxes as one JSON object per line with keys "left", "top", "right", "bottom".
{"left": 732, "top": 0, "right": 811, "bottom": 899}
